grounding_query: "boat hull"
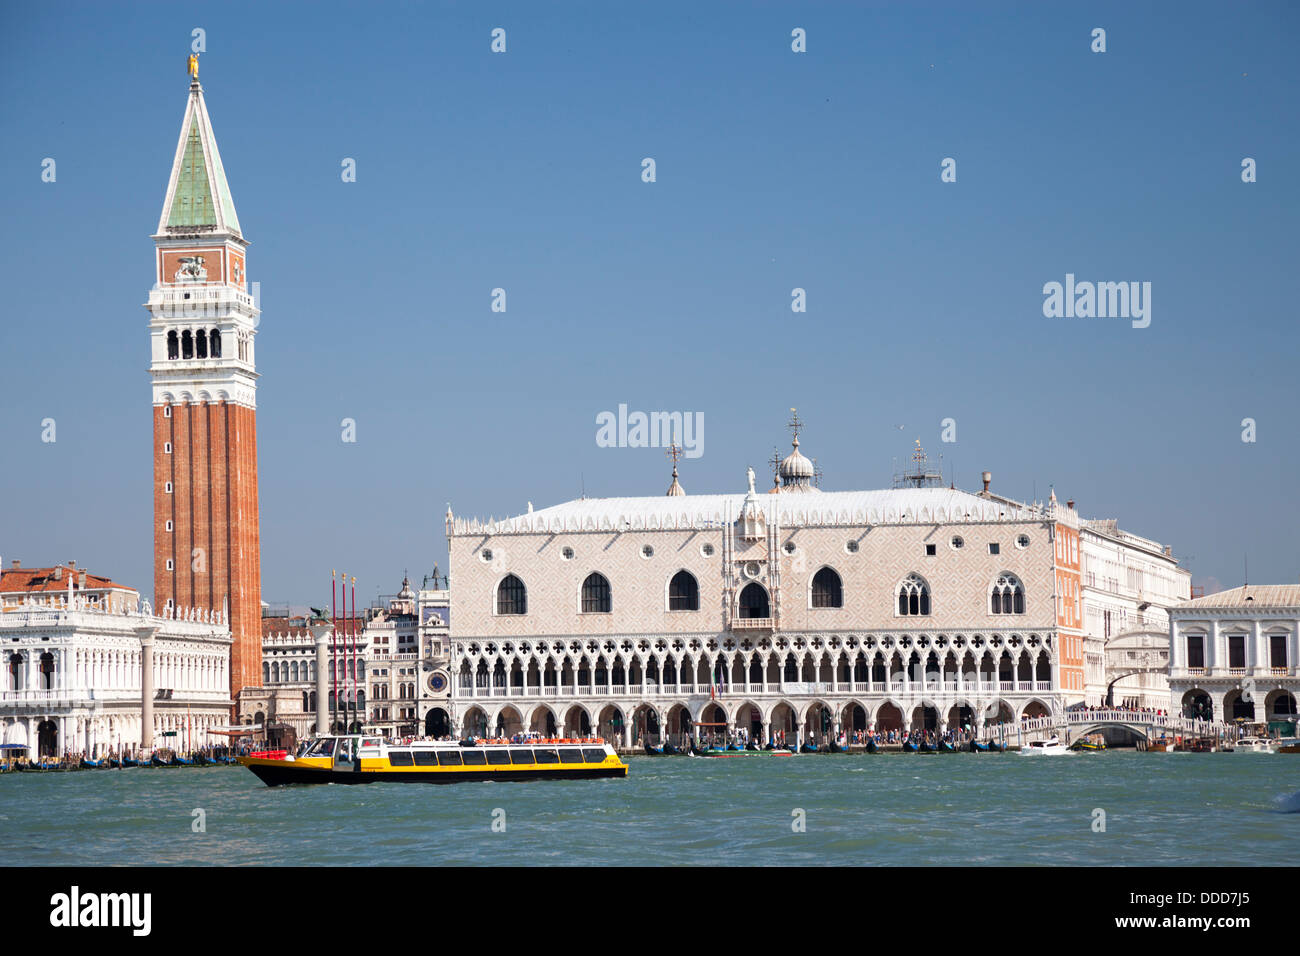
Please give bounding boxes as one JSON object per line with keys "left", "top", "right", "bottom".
{"left": 240, "top": 756, "right": 628, "bottom": 787}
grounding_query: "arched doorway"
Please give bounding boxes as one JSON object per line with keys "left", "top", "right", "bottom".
{"left": 494, "top": 706, "right": 523, "bottom": 737}
{"left": 632, "top": 704, "right": 660, "bottom": 743}
{"left": 875, "top": 702, "right": 904, "bottom": 732}
{"left": 1022, "top": 700, "right": 1051, "bottom": 720}
{"left": 462, "top": 706, "right": 489, "bottom": 738}
{"left": 805, "top": 702, "right": 833, "bottom": 741}
{"left": 528, "top": 706, "right": 557, "bottom": 736}
{"left": 843, "top": 703, "right": 868, "bottom": 732}
{"left": 564, "top": 705, "right": 591, "bottom": 737}
{"left": 947, "top": 703, "right": 974, "bottom": 731}
{"left": 1182, "top": 689, "right": 1213, "bottom": 721}
{"left": 37, "top": 720, "right": 58, "bottom": 758}
{"left": 734, "top": 700, "right": 762, "bottom": 739}
{"left": 1267, "top": 690, "right": 1298, "bottom": 723}
{"left": 1224, "top": 689, "right": 1255, "bottom": 721}
{"left": 425, "top": 708, "right": 450, "bottom": 737}
{"left": 910, "top": 704, "right": 938, "bottom": 732}
{"left": 597, "top": 704, "right": 624, "bottom": 744}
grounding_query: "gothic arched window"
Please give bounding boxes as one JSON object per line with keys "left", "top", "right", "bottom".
{"left": 811, "top": 567, "right": 843, "bottom": 608}
{"left": 991, "top": 574, "right": 1025, "bottom": 614}
{"left": 739, "top": 582, "right": 770, "bottom": 619}
{"left": 581, "top": 572, "right": 611, "bottom": 613}
{"left": 898, "top": 574, "right": 931, "bottom": 616}
{"left": 496, "top": 575, "right": 527, "bottom": 615}
{"left": 668, "top": 570, "right": 699, "bottom": 611}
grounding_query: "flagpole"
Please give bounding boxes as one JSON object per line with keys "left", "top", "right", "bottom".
{"left": 353, "top": 574, "right": 358, "bottom": 733}
{"left": 331, "top": 571, "right": 337, "bottom": 734}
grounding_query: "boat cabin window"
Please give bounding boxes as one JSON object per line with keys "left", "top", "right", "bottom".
{"left": 461, "top": 751, "right": 487, "bottom": 766}
{"left": 388, "top": 750, "right": 413, "bottom": 766}
{"left": 534, "top": 748, "right": 559, "bottom": 764}
{"left": 558, "top": 748, "right": 584, "bottom": 764}
{"left": 413, "top": 751, "right": 440, "bottom": 766}
{"left": 486, "top": 749, "right": 512, "bottom": 765}
{"left": 582, "top": 748, "right": 607, "bottom": 763}
{"left": 510, "top": 749, "right": 535, "bottom": 764}
{"left": 306, "top": 739, "right": 335, "bottom": 757}
{"left": 362, "top": 738, "right": 381, "bottom": 749}
{"left": 436, "top": 751, "right": 463, "bottom": 766}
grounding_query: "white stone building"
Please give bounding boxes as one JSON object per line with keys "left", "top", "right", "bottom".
{"left": 417, "top": 575, "right": 452, "bottom": 737}
{"left": 445, "top": 432, "right": 1103, "bottom": 748}
{"left": 1169, "top": 585, "right": 1300, "bottom": 729}
{"left": 1077, "top": 518, "right": 1191, "bottom": 708}
{"left": 1, "top": 585, "right": 231, "bottom": 758}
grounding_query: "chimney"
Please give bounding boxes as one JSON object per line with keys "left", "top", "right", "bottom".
{"left": 981, "top": 471, "right": 991, "bottom": 493}
{"left": 10, "top": 559, "right": 19, "bottom": 569}
{"left": 69, "top": 560, "right": 76, "bottom": 569}
{"left": 53, "top": 566, "right": 63, "bottom": 580}
{"left": 1067, "top": 500, "right": 1075, "bottom": 511}
{"left": 79, "top": 570, "right": 87, "bottom": 588}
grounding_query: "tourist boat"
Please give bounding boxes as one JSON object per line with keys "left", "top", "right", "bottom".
{"left": 1022, "top": 736, "right": 1068, "bottom": 755}
{"left": 1234, "top": 736, "right": 1276, "bottom": 753}
{"left": 239, "top": 735, "right": 628, "bottom": 786}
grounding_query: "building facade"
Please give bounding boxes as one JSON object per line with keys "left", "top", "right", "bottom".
{"left": 446, "top": 433, "right": 1089, "bottom": 748}
{"left": 417, "top": 576, "right": 452, "bottom": 737}
{"left": 1078, "top": 519, "right": 1190, "bottom": 709}
{"left": 1, "top": 582, "right": 231, "bottom": 758}
{"left": 147, "top": 62, "right": 263, "bottom": 707}
{"left": 1169, "top": 585, "right": 1300, "bottom": 729}
{"left": 257, "top": 609, "right": 367, "bottom": 738}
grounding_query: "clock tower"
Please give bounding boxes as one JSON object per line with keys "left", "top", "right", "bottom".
{"left": 146, "top": 59, "right": 262, "bottom": 710}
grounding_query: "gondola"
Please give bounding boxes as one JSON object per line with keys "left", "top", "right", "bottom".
{"left": 170, "top": 754, "right": 194, "bottom": 766}
{"left": 122, "top": 756, "right": 140, "bottom": 767}
{"left": 643, "top": 742, "right": 664, "bottom": 756}
{"left": 661, "top": 741, "right": 682, "bottom": 756}
{"left": 107, "top": 757, "right": 122, "bottom": 768}
{"left": 150, "top": 753, "right": 170, "bottom": 767}
{"left": 969, "top": 740, "right": 990, "bottom": 752}
{"left": 745, "top": 741, "right": 761, "bottom": 751}
{"left": 902, "top": 740, "right": 919, "bottom": 753}
{"left": 79, "top": 758, "right": 102, "bottom": 769}
{"left": 865, "top": 738, "right": 879, "bottom": 754}
{"left": 986, "top": 740, "right": 1006, "bottom": 752}
{"left": 919, "top": 740, "right": 936, "bottom": 753}
{"left": 799, "top": 742, "right": 819, "bottom": 753}
{"left": 828, "top": 740, "right": 848, "bottom": 753}
{"left": 939, "top": 740, "right": 956, "bottom": 753}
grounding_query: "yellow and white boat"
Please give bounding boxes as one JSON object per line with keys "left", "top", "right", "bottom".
{"left": 239, "top": 735, "right": 628, "bottom": 787}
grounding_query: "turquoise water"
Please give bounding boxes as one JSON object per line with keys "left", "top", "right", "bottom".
{"left": 2, "top": 751, "right": 1297, "bottom": 866}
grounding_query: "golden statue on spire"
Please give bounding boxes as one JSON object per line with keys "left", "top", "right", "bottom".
{"left": 187, "top": 53, "right": 200, "bottom": 80}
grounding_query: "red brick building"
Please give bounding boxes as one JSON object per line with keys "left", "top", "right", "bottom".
{"left": 146, "top": 61, "right": 262, "bottom": 711}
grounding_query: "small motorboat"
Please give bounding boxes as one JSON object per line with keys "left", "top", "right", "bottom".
{"left": 1234, "top": 736, "right": 1276, "bottom": 754}
{"left": 1022, "top": 736, "right": 1068, "bottom": 755}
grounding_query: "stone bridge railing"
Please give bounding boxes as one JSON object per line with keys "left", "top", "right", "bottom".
{"left": 1016, "top": 710, "right": 1228, "bottom": 744}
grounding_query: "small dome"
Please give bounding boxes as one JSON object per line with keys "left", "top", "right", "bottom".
{"left": 397, "top": 575, "right": 415, "bottom": 600}
{"left": 780, "top": 436, "right": 816, "bottom": 480}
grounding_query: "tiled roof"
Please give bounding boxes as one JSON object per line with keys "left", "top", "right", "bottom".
{"left": 0, "top": 566, "right": 133, "bottom": 594}
{"left": 1174, "top": 585, "right": 1300, "bottom": 610}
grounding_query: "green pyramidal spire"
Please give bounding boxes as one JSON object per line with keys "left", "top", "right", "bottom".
{"left": 158, "top": 76, "right": 242, "bottom": 238}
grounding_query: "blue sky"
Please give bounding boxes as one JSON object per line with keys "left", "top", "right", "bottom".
{"left": 1, "top": 1, "right": 1297, "bottom": 606}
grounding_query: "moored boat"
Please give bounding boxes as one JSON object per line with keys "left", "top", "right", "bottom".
{"left": 643, "top": 742, "right": 664, "bottom": 756}
{"left": 239, "top": 735, "right": 628, "bottom": 786}
{"left": 902, "top": 740, "right": 918, "bottom": 753}
{"left": 1234, "top": 736, "right": 1276, "bottom": 754}
{"left": 970, "top": 740, "right": 990, "bottom": 752}
{"left": 939, "top": 740, "right": 956, "bottom": 753}
{"left": 1022, "top": 736, "right": 1068, "bottom": 755}
{"left": 865, "top": 738, "right": 879, "bottom": 754}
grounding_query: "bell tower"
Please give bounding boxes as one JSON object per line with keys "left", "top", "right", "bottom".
{"left": 146, "top": 56, "right": 262, "bottom": 709}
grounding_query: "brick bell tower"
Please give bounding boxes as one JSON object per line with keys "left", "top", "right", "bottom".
{"left": 146, "top": 55, "right": 262, "bottom": 713}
